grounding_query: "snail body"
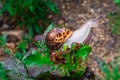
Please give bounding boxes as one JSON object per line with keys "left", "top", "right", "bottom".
{"left": 65, "top": 19, "right": 98, "bottom": 48}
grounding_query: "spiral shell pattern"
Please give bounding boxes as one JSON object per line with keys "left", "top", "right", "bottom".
{"left": 46, "top": 28, "right": 72, "bottom": 50}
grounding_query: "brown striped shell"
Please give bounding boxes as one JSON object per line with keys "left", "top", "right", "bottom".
{"left": 45, "top": 28, "right": 73, "bottom": 50}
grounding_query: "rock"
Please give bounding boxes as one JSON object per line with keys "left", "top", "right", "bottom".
{"left": 2, "top": 57, "right": 29, "bottom": 80}
{"left": 1, "top": 30, "right": 24, "bottom": 42}
{"left": 27, "top": 65, "right": 52, "bottom": 78}
{"left": 80, "top": 67, "right": 95, "bottom": 80}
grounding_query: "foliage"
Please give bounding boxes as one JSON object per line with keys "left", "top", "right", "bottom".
{"left": 54, "top": 43, "right": 91, "bottom": 78}
{"left": 0, "top": 0, "right": 59, "bottom": 34}
{"left": 97, "top": 58, "right": 120, "bottom": 80}
{"left": 114, "top": 0, "right": 120, "bottom": 4}
{"left": 14, "top": 23, "right": 54, "bottom": 61}
{"left": 108, "top": 0, "right": 120, "bottom": 35}
{"left": 14, "top": 23, "right": 54, "bottom": 60}
{"left": 0, "top": 34, "right": 11, "bottom": 54}
{"left": 14, "top": 34, "right": 33, "bottom": 60}
{"left": 22, "top": 46, "right": 52, "bottom": 67}
{"left": 0, "top": 62, "right": 8, "bottom": 80}
{"left": 0, "top": 33, "right": 7, "bottom": 47}
{"left": 22, "top": 41, "right": 91, "bottom": 79}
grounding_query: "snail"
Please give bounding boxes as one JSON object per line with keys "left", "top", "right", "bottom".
{"left": 45, "top": 15, "right": 102, "bottom": 50}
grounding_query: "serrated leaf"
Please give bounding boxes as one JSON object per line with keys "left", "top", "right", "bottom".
{"left": 23, "top": 50, "right": 52, "bottom": 67}
{"left": 77, "top": 44, "right": 91, "bottom": 57}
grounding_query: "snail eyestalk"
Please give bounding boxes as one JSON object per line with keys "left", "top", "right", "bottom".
{"left": 92, "top": 14, "right": 103, "bottom": 21}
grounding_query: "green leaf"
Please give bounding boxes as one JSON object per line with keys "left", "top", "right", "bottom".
{"left": 114, "top": 0, "right": 120, "bottom": 4}
{"left": 28, "top": 26, "right": 34, "bottom": 38}
{"left": 0, "top": 6, "right": 5, "bottom": 16}
{"left": 22, "top": 0, "right": 33, "bottom": 7}
{"left": 17, "top": 41, "right": 26, "bottom": 54}
{"left": 77, "top": 44, "right": 91, "bottom": 57}
{"left": 45, "top": 0, "right": 59, "bottom": 14}
{"left": 63, "top": 44, "right": 68, "bottom": 51}
{"left": 33, "top": 24, "right": 42, "bottom": 33}
{"left": 0, "top": 62, "right": 8, "bottom": 80}
{"left": 44, "top": 24, "right": 54, "bottom": 34}
{"left": 28, "top": 5, "right": 34, "bottom": 12}
{"left": 14, "top": 52, "right": 24, "bottom": 60}
{"left": 97, "top": 58, "right": 120, "bottom": 80}
{"left": 0, "top": 0, "right": 59, "bottom": 34}
{"left": 4, "top": 48, "right": 11, "bottom": 55}
{"left": 38, "top": 7, "right": 46, "bottom": 13}
{"left": 0, "top": 34, "right": 7, "bottom": 47}
{"left": 6, "top": 3, "right": 15, "bottom": 16}
{"left": 2, "top": 34, "right": 7, "bottom": 44}
{"left": 23, "top": 50, "right": 52, "bottom": 67}
{"left": 112, "top": 25, "right": 120, "bottom": 35}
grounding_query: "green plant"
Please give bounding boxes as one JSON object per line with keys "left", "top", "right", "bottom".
{"left": 0, "top": 34, "right": 7, "bottom": 47}
{"left": 0, "top": 0, "right": 59, "bottom": 34}
{"left": 0, "top": 34, "right": 11, "bottom": 54}
{"left": 108, "top": 0, "right": 120, "bottom": 35}
{"left": 0, "top": 62, "right": 8, "bottom": 80}
{"left": 97, "top": 58, "right": 120, "bottom": 80}
{"left": 14, "top": 34, "right": 33, "bottom": 60}
{"left": 22, "top": 42, "right": 91, "bottom": 79}
{"left": 114, "top": 0, "right": 120, "bottom": 4}
{"left": 14, "top": 23, "right": 54, "bottom": 61}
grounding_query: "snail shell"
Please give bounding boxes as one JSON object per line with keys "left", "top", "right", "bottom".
{"left": 46, "top": 28, "right": 73, "bottom": 50}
